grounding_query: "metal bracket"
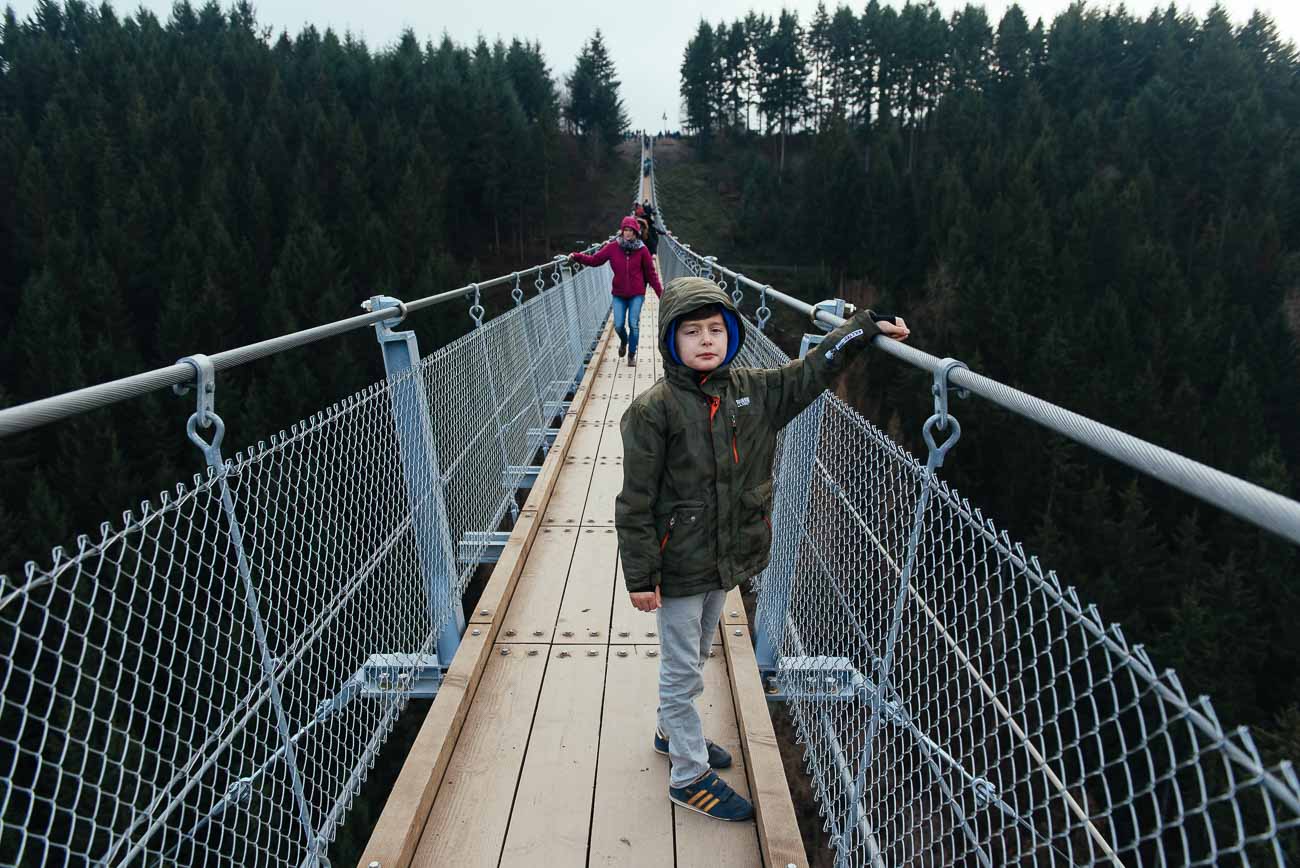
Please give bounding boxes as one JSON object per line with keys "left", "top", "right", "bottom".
{"left": 174, "top": 354, "right": 216, "bottom": 427}
{"left": 921, "top": 358, "right": 970, "bottom": 469}
{"left": 504, "top": 465, "right": 542, "bottom": 489}
{"left": 459, "top": 531, "right": 512, "bottom": 564}
{"left": 797, "top": 333, "right": 825, "bottom": 359}
{"left": 468, "top": 283, "right": 484, "bottom": 327}
{"left": 810, "top": 298, "right": 856, "bottom": 333}
{"left": 357, "top": 653, "right": 444, "bottom": 697}
{"left": 768, "top": 656, "right": 866, "bottom": 702}
{"left": 527, "top": 427, "right": 560, "bottom": 450}
{"left": 174, "top": 354, "right": 225, "bottom": 455}
{"left": 931, "top": 358, "right": 970, "bottom": 430}
{"left": 319, "top": 653, "right": 445, "bottom": 719}
{"left": 543, "top": 399, "right": 572, "bottom": 418}
{"left": 362, "top": 295, "right": 408, "bottom": 330}
{"left": 756, "top": 285, "right": 772, "bottom": 332}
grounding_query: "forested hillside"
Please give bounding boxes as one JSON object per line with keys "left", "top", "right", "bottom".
{"left": 670, "top": 2, "right": 1300, "bottom": 755}
{"left": 0, "top": 2, "right": 632, "bottom": 578}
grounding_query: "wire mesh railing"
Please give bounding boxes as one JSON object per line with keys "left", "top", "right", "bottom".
{"left": 0, "top": 257, "right": 611, "bottom": 866}
{"left": 658, "top": 218, "right": 1300, "bottom": 866}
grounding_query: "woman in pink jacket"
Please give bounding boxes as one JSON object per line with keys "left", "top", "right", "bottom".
{"left": 570, "top": 216, "right": 663, "bottom": 367}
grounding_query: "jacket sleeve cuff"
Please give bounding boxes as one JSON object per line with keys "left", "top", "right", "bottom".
{"left": 624, "top": 571, "right": 659, "bottom": 593}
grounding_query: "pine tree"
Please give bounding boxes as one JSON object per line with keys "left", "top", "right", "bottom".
{"left": 826, "top": 6, "right": 863, "bottom": 122}
{"left": 949, "top": 4, "right": 994, "bottom": 94}
{"left": 720, "top": 20, "right": 750, "bottom": 132}
{"left": 807, "top": 3, "right": 831, "bottom": 132}
{"left": 565, "top": 30, "right": 627, "bottom": 150}
{"left": 994, "top": 4, "right": 1035, "bottom": 87}
{"left": 680, "top": 21, "right": 717, "bottom": 137}
{"left": 756, "top": 9, "right": 808, "bottom": 175}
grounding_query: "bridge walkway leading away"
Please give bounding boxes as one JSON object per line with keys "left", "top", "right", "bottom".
{"left": 359, "top": 292, "right": 807, "bottom": 868}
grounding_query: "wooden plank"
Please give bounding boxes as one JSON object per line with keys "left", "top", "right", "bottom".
{"left": 609, "top": 561, "right": 659, "bottom": 644}
{"left": 471, "top": 327, "right": 611, "bottom": 624}
{"left": 570, "top": 417, "right": 609, "bottom": 455}
{"left": 468, "top": 512, "right": 533, "bottom": 625}
{"left": 411, "top": 644, "right": 549, "bottom": 868}
{"left": 579, "top": 455, "right": 622, "bottom": 527}
{"left": 608, "top": 565, "right": 722, "bottom": 646}
{"left": 723, "top": 625, "right": 809, "bottom": 868}
{"left": 579, "top": 384, "right": 614, "bottom": 425}
{"left": 608, "top": 392, "right": 635, "bottom": 416}
{"left": 498, "top": 527, "right": 579, "bottom": 643}
{"left": 542, "top": 399, "right": 608, "bottom": 528}
{"left": 596, "top": 418, "right": 623, "bottom": 460}
{"left": 355, "top": 629, "right": 491, "bottom": 868}
{"left": 498, "top": 644, "right": 607, "bottom": 867}
{"left": 553, "top": 527, "right": 619, "bottom": 643}
{"left": 358, "top": 323, "right": 610, "bottom": 867}
{"left": 724, "top": 587, "right": 747, "bottom": 624}
{"left": 590, "top": 645, "right": 675, "bottom": 867}
{"left": 674, "top": 651, "right": 763, "bottom": 868}
{"left": 541, "top": 455, "right": 597, "bottom": 528}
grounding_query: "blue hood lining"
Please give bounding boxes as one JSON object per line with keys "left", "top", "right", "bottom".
{"left": 667, "top": 308, "right": 741, "bottom": 367}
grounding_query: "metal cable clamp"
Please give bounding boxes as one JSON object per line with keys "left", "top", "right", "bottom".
{"left": 922, "top": 358, "right": 970, "bottom": 468}
{"left": 174, "top": 353, "right": 225, "bottom": 453}
{"left": 468, "top": 283, "right": 484, "bottom": 327}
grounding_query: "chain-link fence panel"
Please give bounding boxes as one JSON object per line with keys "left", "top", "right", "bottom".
{"left": 0, "top": 378, "right": 431, "bottom": 867}
{"left": 759, "top": 375, "right": 1300, "bottom": 866}
{"left": 0, "top": 260, "right": 611, "bottom": 867}
{"left": 433, "top": 261, "right": 610, "bottom": 580}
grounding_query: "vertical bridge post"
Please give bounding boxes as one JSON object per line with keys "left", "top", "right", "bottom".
{"left": 367, "top": 295, "right": 465, "bottom": 665}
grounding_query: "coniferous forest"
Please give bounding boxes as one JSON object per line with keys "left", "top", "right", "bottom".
{"left": 0, "top": 2, "right": 632, "bottom": 574}
{"left": 672, "top": 2, "right": 1300, "bottom": 758}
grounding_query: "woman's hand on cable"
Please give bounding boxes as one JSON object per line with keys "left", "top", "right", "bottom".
{"left": 877, "top": 316, "right": 909, "bottom": 342}
{"left": 630, "top": 588, "right": 662, "bottom": 612}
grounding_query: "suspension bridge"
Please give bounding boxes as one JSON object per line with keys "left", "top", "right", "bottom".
{"left": 3, "top": 139, "right": 1300, "bottom": 868}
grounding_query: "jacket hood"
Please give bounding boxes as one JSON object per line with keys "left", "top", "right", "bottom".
{"left": 620, "top": 216, "right": 642, "bottom": 236}
{"left": 658, "top": 277, "right": 746, "bottom": 375}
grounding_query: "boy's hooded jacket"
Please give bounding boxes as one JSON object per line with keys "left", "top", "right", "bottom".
{"left": 616, "top": 277, "right": 887, "bottom": 597}
{"left": 571, "top": 217, "right": 663, "bottom": 299}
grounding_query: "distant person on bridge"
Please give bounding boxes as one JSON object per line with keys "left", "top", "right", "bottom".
{"left": 616, "top": 277, "right": 909, "bottom": 823}
{"left": 637, "top": 201, "right": 660, "bottom": 255}
{"left": 568, "top": 216, "right": 662, "bottom": 367}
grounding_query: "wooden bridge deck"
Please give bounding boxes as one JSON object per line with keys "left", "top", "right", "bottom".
{"left": 359, "top": 290, "right": 807, "bottom": 868}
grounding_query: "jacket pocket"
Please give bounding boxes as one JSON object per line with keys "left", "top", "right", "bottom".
{"left": 658, "top": 501, "right": 708, "bottom": 574}
{"left": 738, "top": 481, "right": 774, "bottom": 565}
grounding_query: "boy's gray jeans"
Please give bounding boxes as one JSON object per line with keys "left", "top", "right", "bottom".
{"left": 656, "top": 588, "right": 728, "bottom": 788}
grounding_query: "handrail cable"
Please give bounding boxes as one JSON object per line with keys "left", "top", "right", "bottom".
{"left": 655, "top": 206, "right": 1300, "bottom": 548}
{"left": 0, "top": 248, "right": 605, "bottom": 439}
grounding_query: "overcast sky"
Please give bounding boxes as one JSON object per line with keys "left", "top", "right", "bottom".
{"left": 12, "top": 0, "right": 1299, "bottom": 130}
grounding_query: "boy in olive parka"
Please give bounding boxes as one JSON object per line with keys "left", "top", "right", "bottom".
{"left": 616, "top": 276, "right": 910, "bottom": 821}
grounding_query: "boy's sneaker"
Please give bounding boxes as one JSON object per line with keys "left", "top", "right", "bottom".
{"left": 618, "top": 334, "right": 628, "bottom": 357}
{"left": 653, "top": 729, "right": 732, "bottom": 769}
{"left": 669, "top": 770, "right": 754, "bottom": 822}
{"left": 627, "top": 352, "right": 637, "bottom": 367}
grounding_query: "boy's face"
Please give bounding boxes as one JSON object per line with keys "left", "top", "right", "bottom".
{"left": 676, "top": 312, "right": 728, "bottom": 372}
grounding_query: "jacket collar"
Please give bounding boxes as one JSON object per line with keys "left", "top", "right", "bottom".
{"left": 664, "top": 360, "right": 731, "bottom": 395}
